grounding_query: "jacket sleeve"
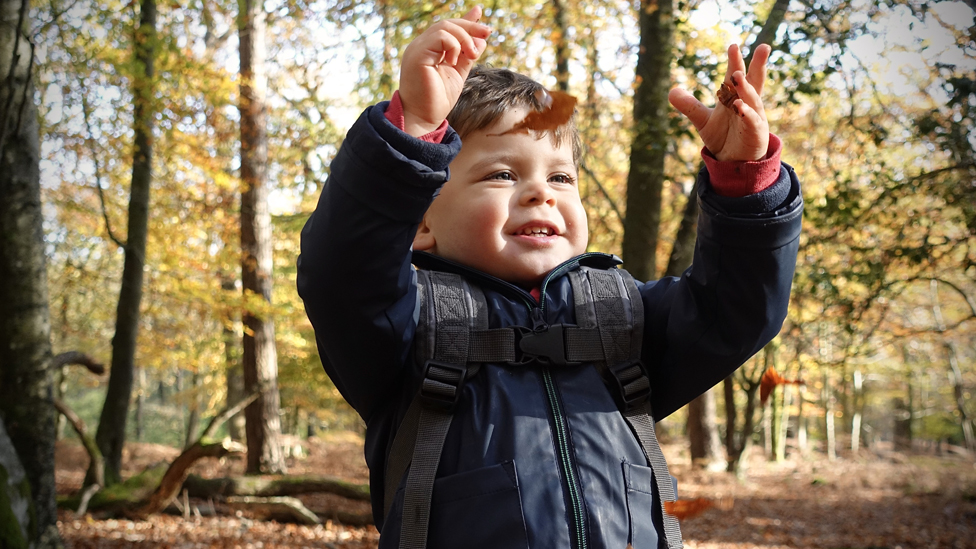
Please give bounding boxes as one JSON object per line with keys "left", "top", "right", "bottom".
{"left": 641, "top": 163, "right": 803, "bottom": 420}
{"left": 296, "top": 103, "right": 461, "bottom": 421}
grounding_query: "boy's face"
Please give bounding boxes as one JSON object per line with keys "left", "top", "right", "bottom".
{"left": 414, "top": 106, "right": 588, "bottom": 288}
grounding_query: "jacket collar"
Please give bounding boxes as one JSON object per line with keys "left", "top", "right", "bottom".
{"left": 411, "top": 250, "right": 623, "bottom": 306}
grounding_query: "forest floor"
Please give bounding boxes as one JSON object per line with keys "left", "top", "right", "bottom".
{"left": 56, "top": 432, "right": 976, "bottom": 549}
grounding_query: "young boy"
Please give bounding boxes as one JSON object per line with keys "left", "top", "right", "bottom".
{"left": 298, "top": 6, "right": 802, "bottom": 549}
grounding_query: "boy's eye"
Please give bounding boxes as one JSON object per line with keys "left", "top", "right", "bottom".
{"left": 486, "top": 171, "right": 514, "bottom": 181}
{"left": 550, "top": 173, "right": 575, "bottom": 185}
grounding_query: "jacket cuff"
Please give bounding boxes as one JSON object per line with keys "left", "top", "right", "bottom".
{"left": 329, "top": 104, "right": 461, "bottom": 223}
{"left": 697, "top": 163, "right": 804, "bottom": 249}
{"left": 702, "top": 134, "right": 782, "bottom": 198}
{"left": 370, "top": 101, "right": 458, "bottom": 173}
{"left": 384, "top": 91, "right": 450, "bottom": 144}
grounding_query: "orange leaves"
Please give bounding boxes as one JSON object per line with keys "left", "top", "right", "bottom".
{"left": 493, "top": 88, "right": 577, "bottom": 135}
{"left": 664, "top": 496, "right": 735, "bottom": 521}
{"left": 760, "top": 367, "right": 804, "bottom": 406}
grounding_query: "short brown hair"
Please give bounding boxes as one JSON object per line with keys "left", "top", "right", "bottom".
{"left": 447, "top": 66, "right": 582, "bottom": 164}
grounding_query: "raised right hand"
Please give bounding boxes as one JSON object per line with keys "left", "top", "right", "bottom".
{"left": 399, "top": 6, "right": 492, "bottom": 137}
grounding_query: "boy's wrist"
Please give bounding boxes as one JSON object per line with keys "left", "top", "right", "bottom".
{"left": 385, "top": 91, "right": 449, "bottom": 143}
{"left": 702, "top": 134, "right": 782, "bottom": 198}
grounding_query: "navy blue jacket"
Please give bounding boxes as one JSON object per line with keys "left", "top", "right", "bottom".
{"left": 297, "top": 103, "right": 803, "bottom": 549}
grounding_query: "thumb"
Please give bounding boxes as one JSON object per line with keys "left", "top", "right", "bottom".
{"left": 668, "top": 88, "right": 710, "bottom": 131}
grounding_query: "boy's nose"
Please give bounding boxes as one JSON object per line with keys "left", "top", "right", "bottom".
{"left": 519, "top": 180, "right": 556, "bottom": 206}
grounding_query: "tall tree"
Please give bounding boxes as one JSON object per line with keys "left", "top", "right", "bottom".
{"left": 239, "top": 0, "right": 286, "bottom": 474}
{"left": 91, "top": 0, "right": 157, "bottom": 486}
{"left": 0, "top": 0, "right": 61, "bottom": 543}
{"left": 621, "top": 0, "right": 674, "bottom": 281}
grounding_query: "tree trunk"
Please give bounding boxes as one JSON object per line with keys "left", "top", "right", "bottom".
{"left": 743, "top": 0, "right": 790, "bottom": 66}
{"left": 222, "top": 276, "right": 246, "bottom": 441}
{"left": 775, "top": 380, "right": 790, "bottom": 461}
{"left": 723, "top": 375, "right": 736, "bottom": 458}
{"left": 663, "top": 179, "right": 700, "bottom": 280}
{"left": 851, "top": 369, "right": 863, "bottom": 453}
{"left": 93, "top": 0, "right": 156, "bottom": 487}
{"left": 239, "top": 0, "right": 285, "bottom": 474}
{"left": 184, "top": 371, "right": 201, "bottom": 449}
{"left": 686, "top": 389, "right": 725, "bottom": 470}
{"left": 621, "top": 0, "right": 673, "bottom": 281}
{"left": 823, "top": 370, "right": 836, "bottom": 460}
{"left": 135, "top": 367, "right": 145, "bottom": 441}
{"left": 0, "top": 416, "right": 33, "bottom": 549}
{"left": 797, "top": 384, "right": 807, "bottom": 453}
{"left": 552, "top": 0, "right": 570, "bottom": 92}
{"left": 0, "top": 0, "right": 61, "bottom": 542}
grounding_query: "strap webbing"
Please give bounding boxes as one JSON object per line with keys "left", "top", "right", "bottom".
{"left": 394, "top": 270, "right": 487, "bottom": 549}
{"left": 569, "top": 267, "right": 683, "bottom": 549}
{"left": 625, "top": 402, "right": 683, "bottom": 549}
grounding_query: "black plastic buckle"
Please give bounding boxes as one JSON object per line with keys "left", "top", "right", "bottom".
{"left": 419, "top": 360, "right": 468, "bottom": 411}
{"left": 514, "top": 324, "right": 580, "bottom": 367}
{"left": 606, "top": 360, "right": 651, "bottom": 411}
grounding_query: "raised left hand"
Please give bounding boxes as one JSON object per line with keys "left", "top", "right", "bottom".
{"left": 668, "top": 43, "right": 771, "bottom": 162}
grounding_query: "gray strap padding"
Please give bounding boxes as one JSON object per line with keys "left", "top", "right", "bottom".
{"left": 570, "top": 267, "right": 683, "bottom": 549}
{"left": 392, "top": 270, "right": 487, "bottom": 549}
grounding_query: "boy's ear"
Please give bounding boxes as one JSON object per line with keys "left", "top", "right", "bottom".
{"left": 413, "top": 215, "right": 436, "bottom": 251}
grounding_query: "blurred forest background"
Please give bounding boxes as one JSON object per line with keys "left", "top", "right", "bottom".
{"left": 1, "top": 0, "right": 974, "bottom": 546}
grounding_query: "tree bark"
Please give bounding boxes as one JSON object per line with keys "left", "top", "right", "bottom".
{"left": 552, "top": 0, "right": 570, "bottom": 92}
{"left": 663, "top": 179, "right": 700, "bottom": 279}
{"left": 0, "top": 416, "right": 33, "bottom": 548}
{"left": 239, "top": 0, "right": 285, "bottom": 474}
{"left": 621, "top": 0, "right": 674, "bottom": 282}
{"left": 723, "top": 375, "right": 736, "bottom": 458}
{"left": 92, "top": 0, "right": 156, "bottom": 487}
{"left": 744, "top": 0, "right": 790, "bottom": 66}
{"left": 686, "top": 389, "right": 725, "bottom": 470}
{"left": 222, "top": 276, "right": 246, "bottom": 441}
{"left": 0, "top": 0, "right": 61, "bottom": 543}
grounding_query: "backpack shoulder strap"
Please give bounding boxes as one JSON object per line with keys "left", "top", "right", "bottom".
{"left": 568, "top": 266, "right": 683, "bottom": 549}
{"left": 384, "top": 269, "right": 496, "bottom": 549}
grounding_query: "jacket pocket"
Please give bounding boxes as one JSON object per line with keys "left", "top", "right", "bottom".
{"left": 623, "top": 462, "right": 660, "bottom": 549}
{"left": 428, "top": 460, "right": 529, "bottom": 549}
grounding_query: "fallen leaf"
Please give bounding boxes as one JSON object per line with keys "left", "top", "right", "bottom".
{"left": 493, "top": 89, "right": 577, "bottom": 135}
{"left": 760, "top": 367, "right": 804, "bottom": 405}
{"left": 664, "top": 497, "right": 734, "bottom": 520}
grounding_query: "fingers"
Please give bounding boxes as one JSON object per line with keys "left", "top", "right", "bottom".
{"left": 724, "top": 43, "right": 746, "bottom": 85}
{"left": 460, "top": 5, "right": 482, "bottom": 22}
{"left": 729, "top": 97, "right": 765, "bottom": 128}
{"left": 425, "top": 19, "right": 490, "bottom": 67}
{"left": 729, "top": 70, "right": 762, "bottom": 117}
{"left": 668, "top": 88, "right": 712, "bottom": 130}
{"left": 746, "top": 43, "right": 770, "bottom": 96}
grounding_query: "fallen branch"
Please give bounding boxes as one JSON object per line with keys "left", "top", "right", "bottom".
{"left": 51, "top": 351, "right": 104, "bottom": 374}
{"left": 75, "top": 483, "right": 101, "bottom": 517}
{"left": 54, "top": 397, "right": 104, "bottom": 488}
{"left": 183, "top": 474, "right": 371, "bottom": 502}
{"left": 225, "top": 496, "right": 321, "bottom": 525}
{"left": 129, "top": 440, "right": 245, "bottom": 519}
{"left": 128, "top": 393, "right": 258, "bottom": 518}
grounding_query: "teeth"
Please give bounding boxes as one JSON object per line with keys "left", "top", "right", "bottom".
{"left": 520, "top": 227, "right": 553, "bottom": 236}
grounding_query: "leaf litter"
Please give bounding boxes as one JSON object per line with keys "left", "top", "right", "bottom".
{"left": 57, "top": 436, "right": 976, "bottom": 548}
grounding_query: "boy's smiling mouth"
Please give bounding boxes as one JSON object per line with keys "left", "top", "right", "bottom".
{"left": 511, "top": 222, "right": 561, "bottom": 243}
{"left": 517, "top": 226, "right": 556, "bottom": 236}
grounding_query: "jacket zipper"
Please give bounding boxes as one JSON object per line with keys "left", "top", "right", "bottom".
{"left": 416, "top": 251, "right": 606, "bottom": 548}
{"left": 535, "top": 265, "right": 588, "bottom": 549}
